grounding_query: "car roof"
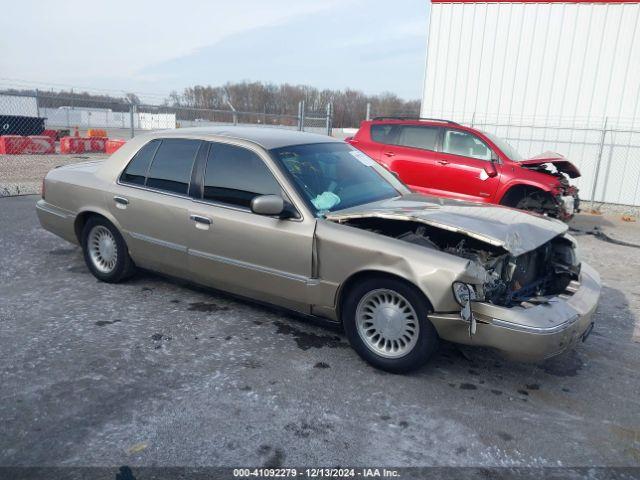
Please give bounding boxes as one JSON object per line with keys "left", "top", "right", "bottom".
{"left": 142, "top": 126, "right": 342, "bottom": 150}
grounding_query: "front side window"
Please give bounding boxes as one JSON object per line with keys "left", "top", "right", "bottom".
{"left": 121, "top": 140, "right": 160, "bottom": 185}
{"left": 145, "top": 139, "right": 201, "bottom": 194}
{"left": 203, "top": 143, "right": 281, "bottom": 208}
{"left": 396, "top": 126, "right": 439, "bottom": 151}
{"left": 270, "top": 143, "right": 403, "bottom": 215}
{"left": 442, "top": 130, "right": 493, "bottom": 161}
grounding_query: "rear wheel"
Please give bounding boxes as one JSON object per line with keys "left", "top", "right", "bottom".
{"left": 81, "top": 216, "right": 135, "bottom": 282}
{"left": 342, "top": 276, "right": 439, "bottom": 373}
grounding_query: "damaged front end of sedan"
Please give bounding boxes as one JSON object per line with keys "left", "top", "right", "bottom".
{"left": 334, "top": 215, "right": 581, "bottom": 313}
{"left": 326, "top": 201, "right": 600, "bottom": 361}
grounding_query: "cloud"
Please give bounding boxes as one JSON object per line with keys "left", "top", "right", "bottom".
{"left": 0, "top": 0, "right": 428, "bottom": 99}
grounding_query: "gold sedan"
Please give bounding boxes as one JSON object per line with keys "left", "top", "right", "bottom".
{"left": 37, "top": 127, "right": 600, "bottom": 372}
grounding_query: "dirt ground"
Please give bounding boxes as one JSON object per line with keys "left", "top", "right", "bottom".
{"left": 0, "top": 194, "right": 639, "bottom": 472}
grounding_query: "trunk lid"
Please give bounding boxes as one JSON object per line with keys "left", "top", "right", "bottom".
{"left": 518, "top": 151, "right": 581, "bottom": 178}
{"left": 326, "top": 194, "right": 568, "bottom": 256}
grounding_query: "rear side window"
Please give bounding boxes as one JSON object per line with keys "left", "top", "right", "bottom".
{"left": 396, "top": 126, "right": 439, "bottom": 151}
{"left": 371, "top": 124, "right": 399, "bottom": 144}
{"left": 121, "top": 140, "right": 160, "bottom": 185}
{"left": 203, "top": 143, "right": 281, "bottom": 208}
{"left": 145, "top": 139, "right": 201, "bottom": 194}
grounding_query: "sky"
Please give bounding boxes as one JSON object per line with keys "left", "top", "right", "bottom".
{"left": 0, "top": 0, "right": 429, "bottom": 102}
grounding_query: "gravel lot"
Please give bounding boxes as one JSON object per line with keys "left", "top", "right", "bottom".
{"left": 0, "top": 153, "right": 108, "bottom": 196}
{"left": 0, "top": 195, "right": 639, "bottom": 472}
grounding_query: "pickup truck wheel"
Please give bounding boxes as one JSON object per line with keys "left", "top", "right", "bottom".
{"left": 342, "top": 277, "right": 438, "bottom": 373}
{"left": 81, "top": 217, "right": 135, "bottom": 283}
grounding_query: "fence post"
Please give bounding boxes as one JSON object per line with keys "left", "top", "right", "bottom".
{"left": 35, "top": 89, "right": 40, "bottom": 118}
{"left": 326, "top": 103, "right": 333, "bottom": 136}
{"left": 590, "top": 117, "right": 608, "bottom": 209}
{"left": 298, "top": 101, "right": 305, "bottom": 131}
{"left": 365, "top": 102, "right": 371, "bottom": 121}
{"left": 129, "top": 103, "right": 136, "bottom": 138}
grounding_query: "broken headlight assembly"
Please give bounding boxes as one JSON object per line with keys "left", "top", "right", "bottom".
{"left": 452, "top": 282, "right": 477, "bottom": 306}
{"left": 452, "top": 282, "right": 478, "bottom": 336}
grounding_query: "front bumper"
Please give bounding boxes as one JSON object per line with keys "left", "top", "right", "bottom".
{"left": 429, "top": 262, "right": 601, "bottom": 362}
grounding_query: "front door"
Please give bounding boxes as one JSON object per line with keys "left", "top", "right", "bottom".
{"left": 186, "top": 141, "right": 315, "bottom": 313}
{"left": 438, "top": 128, "right": 502, "bottom": 202}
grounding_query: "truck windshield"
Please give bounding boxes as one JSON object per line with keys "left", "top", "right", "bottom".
{"left": 270, "top": 142, "right": 404, "bottom": 216}
{"left": 483, "top": 132, "right": 524, "bottom": 161}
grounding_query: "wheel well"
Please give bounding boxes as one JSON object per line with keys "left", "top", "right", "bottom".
{"left": 500, "top": 184, "right": 551, "bottom": 207}
{"left": 336, "top": 270, "right": 431, "bottom": 323}
{"left": 74, "top": 211, "right": 107, "bottom": 243}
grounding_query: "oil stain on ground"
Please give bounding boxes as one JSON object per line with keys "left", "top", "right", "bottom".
{"left": 273, "top": 321, "right": 347, "bottom": 350}
{"left": 188, "top": 302, "right": 230, "bottom": 313}
{"left": 95, "top": 319, "right": 121, "bottom": 327}
{"left": 539, "top": 351, "right": 583, "bottom": 377}
{"left": 258, "top": 445, "right": 285, "bottom": 468}
{"left": 459, "top": 383, "right": 477, "bottom": 390}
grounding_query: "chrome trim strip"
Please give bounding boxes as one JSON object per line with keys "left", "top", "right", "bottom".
{"left": 127, "top": 231, "right": 188, "bottom": 253}
{"left": 189, "top": 248, "right": 312, "bottom": 284}
{"left": 116, "top": 180, "right": 192, "bottom": 201}
{"left": 429, "top": 312, "right": 581, "bottom": 335}
{"left": 36, "top": 202, "right": 70, "bottom": 219}
{"left": 116, "top": 181, "right": 304, "bottom": 223}
{"left": 490, "top": 315, "right": 580, "bottom": 334}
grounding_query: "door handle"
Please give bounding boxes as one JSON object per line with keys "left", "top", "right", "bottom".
{"left": 113, "top": 196, "right": 129, "bottom": 209}
{"left": 190, "top": 214, "right": 212, "bottom": 225}
{"left": 384, "top": 151, "right": 396, "bottom": 157}
{"left": 437, "top": 160, "right": 450, "bottom": 165}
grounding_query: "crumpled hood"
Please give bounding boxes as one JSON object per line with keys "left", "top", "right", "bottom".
{"left": 518, "top": 151, "right": 581, "bottom": 178}
{"left": 326, "top": 194, "right": 568, "bottom": 256}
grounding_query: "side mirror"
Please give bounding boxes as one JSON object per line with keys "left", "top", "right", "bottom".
{"left": 251, "top": 194, "right": 284, "bottom": 216}
{"left": 484, "top": 161, "right": 498, "bottom": 178}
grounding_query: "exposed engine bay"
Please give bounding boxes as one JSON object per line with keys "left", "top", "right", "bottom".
{"left": 341, "top": 217, "right": 581, "bottom": 307}
{"left": 519, "top": 160, "right": 581, "bottom": 219}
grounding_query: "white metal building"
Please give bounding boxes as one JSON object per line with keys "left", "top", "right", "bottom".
{"left": 0, "top": 94, "right": 38, "bottom": 117}
{"left": 421, "top": 0, "right": 640, "bottom": 206}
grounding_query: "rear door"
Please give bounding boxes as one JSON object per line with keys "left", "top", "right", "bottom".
{"left": 438, "top": 129, "right": 502, "bottom": 201}
{"left": 110, "top": 138, "right": 203, "bottom": 277}
{"left": 372, "top": 124, "right": 446, "bottom": 194}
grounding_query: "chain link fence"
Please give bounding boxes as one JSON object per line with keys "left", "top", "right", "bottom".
{"left": 0, "top": 91, "right": 334, "bottom": 141}
{"left": 0, "top": 90, "right": 334, "bottom": 196}
{"left": 365, "top": 106, "right": 640, "bottom": 208}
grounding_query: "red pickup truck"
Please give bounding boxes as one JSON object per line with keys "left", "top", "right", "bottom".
{"left": 346, "top": 117, "right": 580, "bottom": 220}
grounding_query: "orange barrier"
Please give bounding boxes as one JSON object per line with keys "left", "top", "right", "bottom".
{"left": 42, "top": 129, "right": 58, "bottom": 140}
{"left": 25, "top": 136, "right": 56, "bottom": 154}
{"left": 105, "top": 138, "right": 126, "bottom": 154}
{"left": 0, "top": 136, "right": 29, "bottom": 154}
{"left": 60, "top": 136, "right": 107, "bottom": 154}
{"left": 87, "top": 129, "right": 107, "bottom": 138}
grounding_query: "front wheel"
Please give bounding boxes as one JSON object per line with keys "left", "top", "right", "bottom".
{"left": 342, "top": 277, "right": 439, "bottom": 373}
{"left": 81, "top": 216, "right": 135, "bottom": 283}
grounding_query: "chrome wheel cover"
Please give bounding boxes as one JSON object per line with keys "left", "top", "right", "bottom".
{"left": 356, "top": 289, "right": 419, "bottom": 359}
{"left": 88, "top": 225, "right": 118, "bottom": 274}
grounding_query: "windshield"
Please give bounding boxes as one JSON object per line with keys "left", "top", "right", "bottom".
{"left": 270, "top": 142, "right": 404, "bottom": 216}
{"left": 482, "top": 131, "right": 524, "bottom": 161}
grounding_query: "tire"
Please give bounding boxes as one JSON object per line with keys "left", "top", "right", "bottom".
{"left": 81, "top": 216, "right": 135, "bottom": 283}
{"left": 342, "top": 276, "right": 439, "bottom": 373}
